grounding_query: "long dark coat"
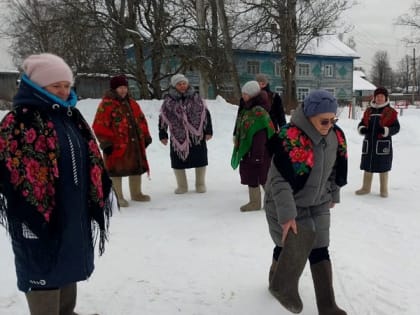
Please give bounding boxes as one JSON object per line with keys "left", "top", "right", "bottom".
{"left": 159, "top": 87, "right": 213, "bottom": 169}
{"left": 262, "top": 84, "right": 287, "bottom": 131}
{"left": 358, "top": 102, "right": 400, "bottom": 173}
{"left": 0, "top": 76, "right": 112, "bottom": 292}
{"left": 236, "top": 91, "right": 273, "bottom": 187}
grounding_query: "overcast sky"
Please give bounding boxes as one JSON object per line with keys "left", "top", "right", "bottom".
{"left": 342, "top": 0, "right": 414, "bottom": 74}
{"left": 0, "top": 1, "right": 417, "bottom": 74}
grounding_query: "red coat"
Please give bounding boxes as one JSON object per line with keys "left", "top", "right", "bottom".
{"left": 92, "top": 93, "right": 151, "bottom": 176}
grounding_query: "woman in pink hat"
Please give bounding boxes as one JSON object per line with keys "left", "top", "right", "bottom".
{"left": 0, "top": 53, "right": 113, "bottom": 315}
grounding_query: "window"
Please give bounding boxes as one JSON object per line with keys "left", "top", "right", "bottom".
{"left": 297, "top": 63, "right": 310, "bottom": 77}
{"left": 247, "top": 61, "right": 260, "bottom": 74}
{"left": 275, "top": 86, "right": 283, "bottom": 95}
{"left": 297, "top": 88, "right": 310, "bottom": 101}
{"left": 324, "top": 65, "right": 334, "bottom": 77}
{"left": 275, "top": 62, "right": 282, "bottom": 76}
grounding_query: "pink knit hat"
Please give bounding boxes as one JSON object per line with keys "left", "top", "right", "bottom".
{"left": 22, "top": 53, "right": 74, "bottom": 87}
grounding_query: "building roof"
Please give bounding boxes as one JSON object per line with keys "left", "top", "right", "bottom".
{"left": 301, "top": 35, "right": 359, "bottom": 58}
{"left": 353, "top": 70, "right": 376, "bottom": 91}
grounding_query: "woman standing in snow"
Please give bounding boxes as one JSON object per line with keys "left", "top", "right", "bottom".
{"left": 265, "top": 90, "right": 347, "bottom": 314}
{"left": 92, "top": 74, "right": 152, "bottom": 207}
{"left": 355, "top": 87, "right": 400, "bottom": 197}
{"left": 0, "top": 53, "right": 113, "bottom": 315}
{"left": 159, "top": 74, "right": 213, "bottom": 194}
{"left": 231, "top": 80, "right": 275, "bottom": 211}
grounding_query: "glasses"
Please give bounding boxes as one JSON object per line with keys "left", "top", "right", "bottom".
{"left": 319, "top": 117, "right": 339, "bottom": 126}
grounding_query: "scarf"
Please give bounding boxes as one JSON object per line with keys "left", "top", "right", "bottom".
{"left": 160, "top": 87, "right": 207, "bottom": 161}
{"left": 270, "top": 123, "right": 348, "bottom": 193}
{"left": 0, "top": 99, "right": 113, "bottom": 255}
{"left": 362, "top": 105, "right": 398, "bottom": 128}
{"left": 231, "top": 105, "right": 275, "bottom": 169}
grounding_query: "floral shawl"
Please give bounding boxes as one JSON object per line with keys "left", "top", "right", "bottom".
{"left": 160, "top": 87, "right": 207, "bottom": 161}
{"left": 231, "top": 105, "right": 275, "bottom": 169}
{"left": 362, "top": 105, "right": 398, "bottom": 128}
{"left": 270, "top": 123, "right": 348, "bottom": 193}
{"left": 0, "top": 106, "right": 113, "bottom": 255}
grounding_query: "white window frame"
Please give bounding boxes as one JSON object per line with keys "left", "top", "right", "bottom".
{"left": 297, "top": 88, "right": 310, "bottom": 102}
{"left": 324, "top": 64, "right": 334, "bottom": 77}
{"left": 297, "top": 63, "right": 310, "bottom": 77}
{"left": 247, "top": 61, "right": 260, "bottom": 74}
{"left": 275, "top": 62, "right": 282, "bottom": 76}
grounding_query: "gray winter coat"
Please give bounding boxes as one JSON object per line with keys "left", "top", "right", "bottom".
{"left": 264, "top": 105, "right": 342, "bottom": 248}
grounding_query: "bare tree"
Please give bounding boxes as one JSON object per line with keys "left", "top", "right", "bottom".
{"left": 235, "top": 0, "right": 353, "bottom": 113}
{"left": 370, "top": 50, "right": 393, "bottom": 88}
{"left": 397, "top": 1, "right": 420, "bottom": 44}
{"left": 3, "top": 0, "right": 116, "bottom": 72}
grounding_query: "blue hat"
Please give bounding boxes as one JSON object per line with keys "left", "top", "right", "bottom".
{"left": 303, "top": 90, "right": 338, "bottom": 117}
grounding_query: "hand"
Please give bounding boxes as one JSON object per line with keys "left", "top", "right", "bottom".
{"left": 160, "top": 138, "right": 168, "bottom": 146}
{"left": 330, "top": 202, "right": 335, "bottom": 208}
{"left": 281, "top": 219, "right": 297, "bottom": 244}
{"left": 205, "top": 134, "right": 212, "bottom": 141}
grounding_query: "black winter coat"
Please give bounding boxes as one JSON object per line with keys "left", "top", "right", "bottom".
{"left": 358, "top": 103, "right": 400, "bottom": 173}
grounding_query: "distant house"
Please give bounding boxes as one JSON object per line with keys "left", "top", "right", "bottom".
{"left": 229, "top": 35, "right": 359, "bottom": 104}
{"left": 353, "top": 70, "right": 376, "bottom": 96}
{"left": 134, "top": 35, "right": 359, "bottom": 103}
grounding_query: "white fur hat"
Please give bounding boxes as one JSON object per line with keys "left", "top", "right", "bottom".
{"left": 171, "top": 74, "right": 189, "bottom": 87}
{"left": 241, "top": 80, "right": 260, "bottom": 98}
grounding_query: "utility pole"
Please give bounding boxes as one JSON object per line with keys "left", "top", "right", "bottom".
{"left": 412, "top": 47, "right": 416, "bottom": 106}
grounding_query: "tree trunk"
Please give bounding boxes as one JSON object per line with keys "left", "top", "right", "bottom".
{"left": 278, "top": 0, "right": 298, "bottom": 114}
{"left": 215, "top": 0, "right": 241, "bottom": 102}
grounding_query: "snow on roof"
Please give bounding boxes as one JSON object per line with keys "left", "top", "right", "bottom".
{"left": 353, "top": 70, "right": 376, "bottom": 91}
{"left": 302, "top": 35, "right": 359, "bottom": 58}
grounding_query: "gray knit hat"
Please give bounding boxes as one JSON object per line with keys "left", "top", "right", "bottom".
{"left": 171, "top": 74, "right": 189, "bottom": 87}
{"left": 241, "top": 80, "right": 261, "bottom": 98}
{"left": 303, "top": 90, "right": 338, "bottom": 117}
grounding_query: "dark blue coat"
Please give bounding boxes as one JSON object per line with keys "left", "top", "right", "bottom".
{"left": 358, "top": 103, "right": 400, "bottom": 173}
{"left": 2, "top": 78, "right": 95, "bottom": 292}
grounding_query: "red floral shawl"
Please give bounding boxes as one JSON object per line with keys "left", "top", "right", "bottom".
{"left": 0, "top": 107, "right": 113, "bottom": 254}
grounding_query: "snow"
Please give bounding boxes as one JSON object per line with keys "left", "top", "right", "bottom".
{"left": 302, "top": 35, "right": 359, "bottom": 58}
{"left": 1, "top": 96, "right": 420, "bottom": 315}
{"left": 353, "top": 70, "right": 376, "bottom": 91}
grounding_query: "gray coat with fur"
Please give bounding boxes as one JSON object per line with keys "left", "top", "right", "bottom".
{"left": 264, "top": 105, "right": 341, "bottom": 248}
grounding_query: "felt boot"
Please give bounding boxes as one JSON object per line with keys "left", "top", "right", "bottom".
{"left": 268, "top": 258, "right": 278, "bottom": 284}
{"left": 174, "top": 169, "right": 188, "bottom": 194}
{"left": 269, "top": 225, "right": 316, "bottom": 313}
{"left": 129, "top": 175, "right": 151, "bottom": 201}
{"left": 26, "top": 289, "right": 60, "bottom": 315}
{"left": 195, "top": 167, "right": 207, "bottom": 193}
{"left": 379, "top": 172, "right": 389, "bottom": 198}
{"left": 355, "top": 171, "right": 373, "bottom": 195}
{"left": 240, "top": 186, "right": 261, "bottom": 211}
{"left": 311, "top": 260, "right": 347, "bottom": 315}
{"left": 111, "top": 177, "right": 129, "bottom": 207}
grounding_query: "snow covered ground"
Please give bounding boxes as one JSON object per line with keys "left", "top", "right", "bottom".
{"left": 1, "top": 97, "right": 419, "bottom": 315}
